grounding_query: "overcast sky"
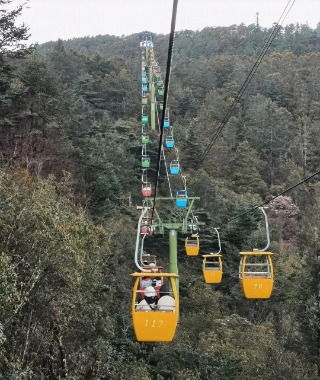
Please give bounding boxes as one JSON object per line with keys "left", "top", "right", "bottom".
{"left": 18, "top": 0, "right": 320, "bottom": 44}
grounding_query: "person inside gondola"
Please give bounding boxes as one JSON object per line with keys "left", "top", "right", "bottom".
{"left": 157, "top": 284, "right": 175, "bottom": 312}
{"left": 140, "top": 276, "right": 152, "bottom": 288}
{"left": 136, "top": 286, "right": 158, "bottom": 311}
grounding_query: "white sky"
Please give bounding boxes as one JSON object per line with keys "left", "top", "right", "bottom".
{"left": 17, "top": 0, "right": 320, "bottom": 44}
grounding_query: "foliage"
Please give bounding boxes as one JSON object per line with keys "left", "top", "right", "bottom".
{"left": 1, "top": 8, "right": 320, "bottom": 378}
{"left": 0, "top": 0, "right": 32, "bottom": 56}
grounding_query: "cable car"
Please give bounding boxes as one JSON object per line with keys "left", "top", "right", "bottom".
{"left": 139, "top": 255, "right": 164, "bottom": 294}
{"left": 170, "top": 160, "right": 180, "bottom": 175}
{"left": 141, "top": 133, "right": 149, "bottom": 144}
{"left": 142, "top": 96, "right": 148, "bottom": 105}
{"left": 185, "top": 234, "right": 200, "bottom": 256}
{"left": 139, "top": 273, "right": 164, "bottom": 298}
{"left": 165, "top": 136, "right": 174, "bottom": 148}
{"left": 142, "top": 155, "right": 150, "bottom": 168}
{"left": 140, "top": 217, "right": 154, "bottom": 236}
{"left": 239, "top": 207, "right": 274, "bottom": 299}
{"left": 158, "top": 88, "right": 164, "bottom": 96}
{"left": 142, "top": 182, "right": 152, "bottom": 197}
{"left": 202, "top": 228, "right": 222, "bottom": 283}
{"left": 140, "top": 226, "right": 153, "bottom": 236}
{"left": 141, "top": 169, "right": 148, "bottom": 184}
{"left": 142, "top": 84, "right": 148, "bottom": 92}
{"left": 131, "top": 273, "right": 179, "bottom": 342}
{"left": 164, "top": 117, "right": 170, "bottom": 128}
{"left": 142, "top": 114, "right": 148, "bottom": 125}
{"left": 147, "top": 40, "right": 153, "bottom": 48}
{"left": 202, "top": 254, "right": 223, "bottom": 283}
{"left": 239, "top": 251, "right": 273, "bottom": 299}
{"left": 141, "top": 254, "right": 159, "bottom": 268}
{"left": 176, "top": 190, "right": 188, "bottom": 208}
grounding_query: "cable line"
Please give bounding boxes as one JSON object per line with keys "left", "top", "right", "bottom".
{"left": 151, "top": 0, "right": 178, "bottom": 219}
{"left": 155, "top": 98, "right": 173, "bottom": 197}
{"left": 196, "top": 0, "right": 295, "bottom": 169}
{"left": 226, "top": 167, "right": 320, "bottom": 226}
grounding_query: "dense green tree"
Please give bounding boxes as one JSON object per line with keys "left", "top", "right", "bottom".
{"left": 0, "top": 170, "right": 111, "bottom": 377}
{"left": 0, "top": 0, "right": 31, "bottom": 56}
{"left": 2, "top": 9, "right": 320, "bottom": 378}
{"left": 243, "top": 94, "right": 295, "bottom": 185}
{"left": 0, "top": 0, "right": 32, "bottom": 128}
{"left": 228, "top": 141, "right": 267, "bottom": 195}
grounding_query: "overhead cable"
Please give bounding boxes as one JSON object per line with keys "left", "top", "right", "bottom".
{"left": 226, "top": 167, "right": 320, "bottom": 225}
{"left": 196, "top": 0, "right": 295, "bottom": 168}
{"left": 151, "top": 0, "right": 179, "bottom": 218}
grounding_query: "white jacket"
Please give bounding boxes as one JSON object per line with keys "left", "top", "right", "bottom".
{"left": 157, "top": 296, "right": 175, "bottom": 311}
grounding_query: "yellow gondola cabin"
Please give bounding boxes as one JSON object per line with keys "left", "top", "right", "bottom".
{"left": 185, "top": 234, "right": 200, "bottom": 256}
{"left": 131, "top": 273, "right": 179, "bottom": 342}
{"left": 202, "top": 254, "right": 223, "bottom": 283}
{"left": 239, "top": 250, "right": 274, "bottom": 299}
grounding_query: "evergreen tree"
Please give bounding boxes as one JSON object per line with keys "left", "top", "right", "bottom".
{"left": 229, "top": 141, "right": 266, "bottom": 195}
{"left": 0, "top": 0, "right": 32, "bottom": 56}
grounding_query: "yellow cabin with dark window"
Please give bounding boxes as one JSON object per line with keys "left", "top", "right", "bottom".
{"left": 185, "top": 235, "right": 200, "bottom": 256}
{"left": 239, "top": 250, "right": 274, "bottom": 299}
{"left": 202, "top": 254, "right": 223, "bottom": 283}
{"left": 131, "top": 273, "right": 179, "bottom": 342}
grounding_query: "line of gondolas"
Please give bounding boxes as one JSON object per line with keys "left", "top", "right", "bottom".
{"left": 130, "top": 33, "right": 274, "bottom": 343}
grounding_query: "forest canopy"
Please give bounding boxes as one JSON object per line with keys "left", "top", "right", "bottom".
{"left": 1, "top": 1, "right": 320, "bottom": 378}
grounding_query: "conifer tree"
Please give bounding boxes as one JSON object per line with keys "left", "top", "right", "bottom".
{"left": 0, "top": 0, "right": 32, "bottom": 57}
{"left": 229, "top": 140, "right": 266, "bottom": 195}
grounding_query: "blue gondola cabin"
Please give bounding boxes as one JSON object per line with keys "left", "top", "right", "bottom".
{"left": 176, "top": 190, "right": 188, "bottom": 208}
{"left": 170, "top": 161, "right": 180, "bottom": 175}
{"left": 165, "top": 136, "right": 174, "bottom": 148}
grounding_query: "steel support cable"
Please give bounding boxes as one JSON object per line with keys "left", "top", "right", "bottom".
{"left": 151, "top": 0, "right": 179, "bottom": 219}
{"left": 155, "top": 98, "right": 172, "bottom": 197}
{"left": 134, "top": 206, "right": 150, "bottom": 272}
{"left": 161, "top": 145, "right": 173, "bottom": 197}
{"left": 141, "top": 50, "right": 152, "bottom": 212}
{"left": 196, "top": 0, "right": 295, "bottom": 169}
{"left": 155, "top": 100, "right": 173, "bottom": 197}
{"left": 226, "top": 167, "right": 320, "bottom": 226}
{"left": 159, "top": 121, "right": 186, "bottom": 193}
{"left": 173, "top": 146, "right": 187, "bottom": 189}
{"left": 155, "top": 96, "right": 184, "bottom": 197}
